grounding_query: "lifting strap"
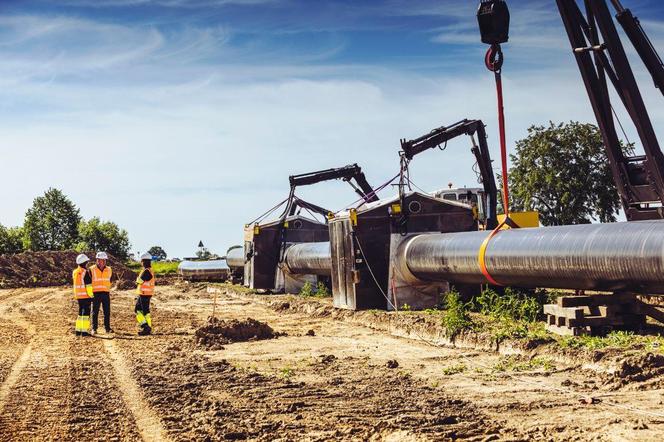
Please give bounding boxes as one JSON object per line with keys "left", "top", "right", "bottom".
{"left": 478, "top": 44, "right": 512, "bottom": 286}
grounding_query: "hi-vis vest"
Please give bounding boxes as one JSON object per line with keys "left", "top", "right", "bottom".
{"left": 137, "top": 268, "right": 155, "bottom": 296}
{"left": 72, "top": 267, "right": 92, "bottom": 299}
{"left": 91, "top": 265, "right": 112, "bottom": 292}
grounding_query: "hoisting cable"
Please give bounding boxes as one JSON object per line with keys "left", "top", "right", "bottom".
{"left": 478, "top": 42, "right": 512, "bottom": 286}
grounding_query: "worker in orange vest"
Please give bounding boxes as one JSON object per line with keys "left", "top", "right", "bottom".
{"left": 90, "top": 251, "right": 113, "bottom": 335}
{"left": 135, "top": 252, "right": 156, "bottom": 336}
{"left": 72, "top": 253, "right": 94, "bottom": 336}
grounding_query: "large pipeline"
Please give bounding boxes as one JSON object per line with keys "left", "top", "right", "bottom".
{"left": 400, "top": 221, "right": 664, "bottom": 294}
{"left": 282, "top": 242, "right": 331, "bottom": 276}
{"left": 178, "top": 260, "right": 230, "bottom": 281}
{"left": 284, "top": 221, "right": 664, "bottom": 294}
{"left": 226, "top": 246, "right": 245, "bottom": 271}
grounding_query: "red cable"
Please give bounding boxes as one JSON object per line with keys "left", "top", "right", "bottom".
{"left": 478, "top": 44, "right": 511, "bottom": 287}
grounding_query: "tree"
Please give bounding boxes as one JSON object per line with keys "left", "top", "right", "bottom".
{"left": 0, "top": 225, "right": 24, "bottom": 254}
{"left": 77, "top": 217, "right": 131, "bottom": 260}
{"left": 148, "top": 246, "right": 167, "bottom": 261}
{"left": 507, "top": 122, "right": 632, "bottom": 226}
{"left": 196, "top": 247, "right": 212, "bottom": 260}
{"left": 23, "top": 188, "right": 81, "bottom": 251}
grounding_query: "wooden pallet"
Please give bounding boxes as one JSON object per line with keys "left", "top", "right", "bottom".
{"left": 543, "top": 293, "right": 662, "bottom": 336}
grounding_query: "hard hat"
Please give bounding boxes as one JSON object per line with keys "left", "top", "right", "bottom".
{"left": 140, "top": 253, "right": 152, "bottom": 260}
{"left": 96, "top": 251, "right": 108, "bottom": 260}
{"left": 76, "top": 254, "right": 90, "bottom": 265}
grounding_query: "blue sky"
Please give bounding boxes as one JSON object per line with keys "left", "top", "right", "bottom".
{"left": 1, "top": 0, "right": 664, "bottom": 258}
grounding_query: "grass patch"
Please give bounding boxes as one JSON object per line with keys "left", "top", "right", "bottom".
{"left": 279, "top": 367, "right": 295, "bottom": 380}
{"left": 441, "top": 290, "right": 473, "bottom": 337}
{"left": 299, "top": 281, "right": 332, "bottom": 298}
{"left": 492, "top": 355, "right": 555, "bottom": 373}
{"left": 441, "top": 363, "right": 467, "bottom": 375}
{"left": 125, "top": 260, "right": 179, "bottom": 276}
{"left": 558, "top": 331, "right": 664, "bottom": 353}
{"left": 472, "top": 287, "right": 544, "bottom": 322}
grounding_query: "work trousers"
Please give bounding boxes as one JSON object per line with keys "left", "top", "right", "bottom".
{"left": 76, "top": 298, "right": 92, "bottom": 334}
{"left": 135, "top": 295, "right": 152, "bottom": 328}
{"left": 92, "top": 292, "right": 111, "bottom": 331}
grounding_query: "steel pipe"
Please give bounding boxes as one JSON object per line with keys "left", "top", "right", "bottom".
{"left": 400, "top": 220, "right": 664, "bottom": 294}
{"left": 283, "top": 242, "right": 331, "bottom": 276}
{"left": 226, "top": 246, "right": 245, "bottom": 271}
{"left": 178, "top": 260, "right": 230, "bottom": 281}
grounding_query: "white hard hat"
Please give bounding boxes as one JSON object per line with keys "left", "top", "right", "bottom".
{"left": 76, "top": 254, "right": 90, "bottom": 265}
{"left": 140, "top": 253, "right": 152, "bottom": 260}
{"left": 96, "top": 251, "right": 108, "bottom": 260}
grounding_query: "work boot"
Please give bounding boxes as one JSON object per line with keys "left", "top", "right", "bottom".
{"left": 138, "top": 325, "right": 152, "bottom": 336}
{"left": 90, "top": 329, "right": 96, "bottom": 336}
{"left": 105, "top": 328, "right": 114, "bottom": 334}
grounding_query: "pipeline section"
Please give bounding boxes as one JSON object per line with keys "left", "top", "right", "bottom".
{"left": 282, "top": 242, "right": 332, "bottom": 276}
{"left": 284, "top": 221, "right": 664, "bottom": 294}
{"left": 400, "top": 221, "right": 664, "bottom": 294}
{"left": 178, "top": 260, "right": 230, "bottom": 281}
{"left": 226, "top": 246, "right": 245, "bottom": 271}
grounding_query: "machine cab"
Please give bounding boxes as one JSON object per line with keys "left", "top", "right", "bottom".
{"left": 431, "top": 186, "right": 487, "bottom": 228}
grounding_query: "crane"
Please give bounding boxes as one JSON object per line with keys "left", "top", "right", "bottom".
{"left": 556, "top": 0, "right": 664, "bottom": 220}
{"left": 400, "top": 119, "right": 499, "bottom": 229}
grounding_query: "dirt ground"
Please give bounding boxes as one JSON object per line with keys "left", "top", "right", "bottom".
{"left": 0, "top": 284, "right": 663, "bottom": 441}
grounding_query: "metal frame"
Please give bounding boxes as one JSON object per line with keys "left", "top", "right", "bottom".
{"left": 556, "top": 0, "right": 664, "bottom": 220}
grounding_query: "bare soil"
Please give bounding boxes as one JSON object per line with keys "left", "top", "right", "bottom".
{"left": 0, "top": 251, "right": 136, "bottom": 289}
{"left": 0, "top": 283, "right": 663, "bottom": 441}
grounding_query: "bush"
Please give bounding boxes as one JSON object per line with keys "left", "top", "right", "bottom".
{"left": 300, "top": 281, "right": 331, "bottom": 298}
{"left": 472, "top": 287, "right": 541, "bottom": 322}
{"left": 300, "top": 282, "right": 314, "bottom": 297}
{"left": 0, "top": 225, "right": 24, "bottom": 254}
{"left": 442, "top": 290, "right": 472, "bottom": 337}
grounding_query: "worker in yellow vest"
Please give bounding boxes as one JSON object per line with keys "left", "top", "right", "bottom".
{"left": 72, "top": 254, "right": 94, "bottom": 336}
{"left": 135, "top": 252, "right": 156, "bottom": 336}
{"left": 90, "top": 251, "right": 113, "bottom": 335}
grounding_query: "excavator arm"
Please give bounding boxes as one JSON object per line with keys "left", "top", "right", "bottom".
{"left": 288, "top": 163, "right": 379, "bottom": 203}
{"left": 400, "top": 119, "right": 498, "bottom": 229}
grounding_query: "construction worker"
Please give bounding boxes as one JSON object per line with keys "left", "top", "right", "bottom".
{"left": 90, "top": 251, "right": 113, "bottom": 335}
{"left": 135, "top": 252, "right": 155, "bottom": 336}
{"left": 72, "top": 254, "right": 94, "bottom": 336}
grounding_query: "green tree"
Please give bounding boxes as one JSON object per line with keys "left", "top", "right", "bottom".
{"left": 77, "top": 217, "right": 131, "bottom": 260}
{"left": 148, "top": 246, "right": 167, "bottom": 261}
{"left": 23, "top": 188, "right": 81, "bottom": 251}
{"left": 507, "top": 122, "right": 632, "bottom": 226}
{"left": 0, "top": 225, "right": 24, "bottom": 254}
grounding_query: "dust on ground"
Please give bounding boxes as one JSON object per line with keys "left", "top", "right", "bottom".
{"left": 0, "top": 282, "right": 663, "bottom": 441}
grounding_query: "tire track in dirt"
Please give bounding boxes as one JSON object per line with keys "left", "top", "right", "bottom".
{"left": 103, "top": 339, "right": 171, "bottom": 442}
{"left": 0, "top": 342, "right": 33, "bottom": 414}
{"left": 0, "top": 287, "right": 143, "bottom": 440}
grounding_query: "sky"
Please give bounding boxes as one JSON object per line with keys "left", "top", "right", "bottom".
{"left": 1, "top": 0, "right": 664, "bottom": 258}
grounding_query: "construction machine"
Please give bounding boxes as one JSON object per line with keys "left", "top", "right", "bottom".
{"left": 556, "top": 0, "right": 664, "bottom": 220}
{"left": 242, "top": 163, "right": 378, "bottom": 292}
{"left": 400, "top": 119, "right": 499, "bottom": 230}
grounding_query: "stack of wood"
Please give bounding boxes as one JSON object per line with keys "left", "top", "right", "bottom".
{"left": 543, "top": 293, "right": 664, "bottom": 336}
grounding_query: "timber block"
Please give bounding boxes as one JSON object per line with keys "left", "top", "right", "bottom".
{"left": 545, "top": 323, "right": 589, "bottom": 336}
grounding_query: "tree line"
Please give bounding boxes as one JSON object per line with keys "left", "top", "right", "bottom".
{"left": 0, "top": 188, "right": 132, "bottom": 259}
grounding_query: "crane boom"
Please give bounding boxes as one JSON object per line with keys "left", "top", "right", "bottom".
{"left": 288, "top": 163, "right": 379, "bottom": 203}
{"left": 400, "top": 119, "right": 498, "bottom": 229}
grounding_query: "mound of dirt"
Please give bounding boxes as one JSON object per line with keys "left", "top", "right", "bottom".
{"left": 195, "top": 317, "right": 278, "bottom": 349}
{"left": 0, "top": 251, "right": 137, "bottom": 289}
{"left": 604, "top": 352, "right": 664, "bottom": 390}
